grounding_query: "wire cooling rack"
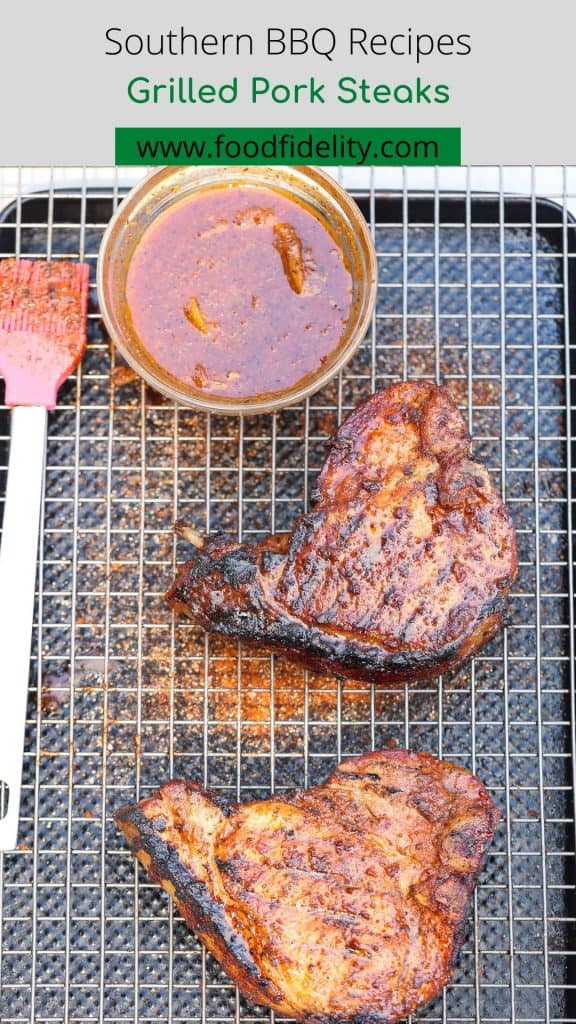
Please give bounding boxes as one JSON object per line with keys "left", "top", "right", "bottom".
{"left": 0, "top": 166, "right": 574, "bottom": 1024}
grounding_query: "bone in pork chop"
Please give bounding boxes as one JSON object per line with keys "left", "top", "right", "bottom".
{"left": 167, "top": 382, "right": 517, "bottom": 684}
{"left": 116, "top": 749, "right": 499, "bottom": 1024}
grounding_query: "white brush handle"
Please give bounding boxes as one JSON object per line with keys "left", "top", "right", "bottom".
{"left": 0, "top": 405, "right": 47, "bottom": 851}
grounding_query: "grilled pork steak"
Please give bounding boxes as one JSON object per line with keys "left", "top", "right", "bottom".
{"left": 116, "top": 749, "right": 499, "bottom": 1024}
{"left": 167, "top": 382, "right": 517, "bottom": 684}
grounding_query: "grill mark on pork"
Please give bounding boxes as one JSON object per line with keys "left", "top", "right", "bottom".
{"left": 167, "top": 383, "right": 517, "bottom": 685}
{"left": 116, "top": 749, "right": 499, "bottom": 1024}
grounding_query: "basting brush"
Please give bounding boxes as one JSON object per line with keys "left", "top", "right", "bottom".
{"left": 0, "top": 259, "right": 89, "bottom": 850}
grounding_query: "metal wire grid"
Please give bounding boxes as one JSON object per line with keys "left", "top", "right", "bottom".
{"left": 0, "top": 166, "right": 574, "bottom": 1024}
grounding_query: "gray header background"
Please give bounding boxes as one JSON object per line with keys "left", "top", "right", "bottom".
{"left": 1, "top": 0, "right": 573, "bottom": 164}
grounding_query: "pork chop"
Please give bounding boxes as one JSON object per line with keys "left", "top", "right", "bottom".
{"left": 116, "top": 748, "right": 499, "bottom": 1023}
{"left": 167, "top": 382, "right": 517, "bottom": 684}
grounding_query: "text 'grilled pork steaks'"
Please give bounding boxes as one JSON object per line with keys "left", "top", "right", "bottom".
{"left": 167, "top": 382, "right": 518, "bottom": 684}
{"left": 116, "top": 749, "right": 499, "bottom": 1024}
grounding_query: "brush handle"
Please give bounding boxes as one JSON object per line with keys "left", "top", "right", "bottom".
{"left": 0, "top": 405, "right": 47, "bottom": 851}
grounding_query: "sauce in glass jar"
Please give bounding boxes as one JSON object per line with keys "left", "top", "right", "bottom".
{"left": 125, "top": 185, "right": 353, "bottom": 400}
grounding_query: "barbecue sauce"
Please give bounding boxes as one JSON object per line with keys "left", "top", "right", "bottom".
{"left": 125, "top": 185, "right": 353, "bottom": 400}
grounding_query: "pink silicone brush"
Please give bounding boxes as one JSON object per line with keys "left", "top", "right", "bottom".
{"left": 0, "top": 259, "right": 89, "bottom": 850}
